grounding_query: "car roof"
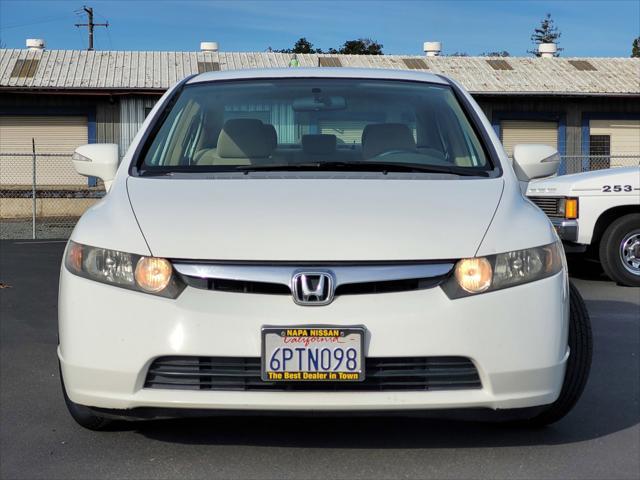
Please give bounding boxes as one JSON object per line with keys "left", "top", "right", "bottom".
{"left": 187, "top": 67, "right": 450, "bottom": 86}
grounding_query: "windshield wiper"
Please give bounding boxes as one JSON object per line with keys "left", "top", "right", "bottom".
{"left": 235, "top": 161, "right": 489, "bottom": 176}
{"left": 138, "top": 170, "right": 175, "bottom": 177}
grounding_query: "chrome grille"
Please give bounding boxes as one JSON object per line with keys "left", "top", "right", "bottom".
{"left": 173, "top": 262, "right": 453, "bottom": 297}
{"left": 529, "top": 196, "right": 561, "bottom": 217}
{"left": 144, "top": 356, "right": 482, "bottom": 392}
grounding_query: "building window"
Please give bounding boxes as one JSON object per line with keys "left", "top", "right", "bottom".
{"left": 589, "top": 134, "right": 610, "bottom": 170}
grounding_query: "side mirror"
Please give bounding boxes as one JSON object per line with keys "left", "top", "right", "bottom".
{"left": 512, "top": 144, "right": 560, "bottom": 182}
{"left": 72, "top": 144, "right": 119, "bottom": 191}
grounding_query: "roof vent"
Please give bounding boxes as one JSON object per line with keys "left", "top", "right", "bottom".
{"left": 402, "top": 58, "right": 428, "bottom": 70}
{"left": 26, "top": 38, "right": 45, "bottom": 50}
{"left": 486, "top": 59, "right": 513, "bottom": 71}
{"left": 423, "top": 41, "right": 441, "bottom": 57}
{"left": 568, "top": 60, "right": 597, "bottom": 71}
{"left": 197, "top": 61, "right": 220, "bottom": 73}
{"left": 11, "top": 59, "right": 40, "bottom": 78}
{"left": 318, "top": 57, "right": 342, "bottom": 67}
{"left": 200, "top": 42, "right": 219, "bottom": 52}
{"left": 538, "top": 43, "right": 557, "bottom": 58}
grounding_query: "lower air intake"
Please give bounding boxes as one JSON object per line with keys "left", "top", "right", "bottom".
{"left": 144, "top": 356, "right": 481, "bottom": 392}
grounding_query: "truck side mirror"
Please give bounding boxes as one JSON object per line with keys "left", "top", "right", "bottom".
{"left": 512, "top": 144, "right": 560, "bottom": 182}
{"left": 72, "top": 144, "right": 119, "bottom": 191}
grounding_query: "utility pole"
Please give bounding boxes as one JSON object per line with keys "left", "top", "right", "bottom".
{"left": 75, "top": 6, "right": 108, "bottom": 51}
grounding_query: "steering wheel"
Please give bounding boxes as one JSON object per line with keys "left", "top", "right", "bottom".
{"left": 375, "top": 149, "right": 417, "bottom": 158}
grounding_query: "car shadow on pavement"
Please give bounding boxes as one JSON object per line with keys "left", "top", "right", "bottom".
{"left": 120, "top": 298, "right": 639, "bottom": 449}
{"left": 566, "top": 257, "right": 609, "bottom": 282}
{"left": 124, "top": 403, "right": 639, "bottom": 449}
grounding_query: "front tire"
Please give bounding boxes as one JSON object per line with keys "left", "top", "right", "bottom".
{"left": 518, "top": 281, "right": 592, "bottom": 426}
{"left": 60, "top": 366, "right": 112, "bottom": 430}
{"left": 599, "top": 213, "right": 640, "bottom": 286}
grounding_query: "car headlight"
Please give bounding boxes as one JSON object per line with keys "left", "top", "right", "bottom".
{"left": 442, "top": 241, "right": 564, "bottom": 299}
{"left": 64, "top": 241, "right": 185, "bottom": 298}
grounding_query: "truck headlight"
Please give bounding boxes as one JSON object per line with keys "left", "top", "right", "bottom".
{"left": 442, "top": 241, "right": 564, "bottom": 299}
{"left": 64, "top": 241, "right": 185, "bottom": 298}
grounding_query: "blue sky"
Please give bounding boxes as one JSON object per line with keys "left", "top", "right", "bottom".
{"left": 1, "top": 0, "right": 638, "bottom": 56}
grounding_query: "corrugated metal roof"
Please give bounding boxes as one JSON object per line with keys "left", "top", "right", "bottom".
{"left": 0, "top": 49, "right": 638, "bottom": 95}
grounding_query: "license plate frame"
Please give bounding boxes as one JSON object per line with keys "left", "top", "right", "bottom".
{"left": 261, "top": 325, "right": 366, "bottom": 382}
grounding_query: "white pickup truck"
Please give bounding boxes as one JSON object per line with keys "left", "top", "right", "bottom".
{"left": 527, "top": 166, "right": 640, "bottom": 286}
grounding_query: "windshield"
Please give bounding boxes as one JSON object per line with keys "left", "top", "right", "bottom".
{"left": 138, "top": 79, "right": 493, "bottom": 175}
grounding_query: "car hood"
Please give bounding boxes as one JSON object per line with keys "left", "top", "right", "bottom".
{"left": 127, "top": 177, "right": 504, "bottom": 261}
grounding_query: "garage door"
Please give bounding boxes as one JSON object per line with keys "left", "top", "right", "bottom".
{"left": 500, "top": 120, "right": 558, "bottom": 158}
{"left": 590, "top": 119, "right": 640, "bottom": 167}
{"left": 0, "top": 116, "right": 88, "bottom": 186}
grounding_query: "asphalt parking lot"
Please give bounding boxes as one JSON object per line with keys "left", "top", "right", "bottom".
{"left": 0, "top": 240, "right": 638, "bottom": 480}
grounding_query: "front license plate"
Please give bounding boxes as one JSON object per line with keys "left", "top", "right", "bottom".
{"left": 261, "top": 326, "right": 365, "bottom": 382}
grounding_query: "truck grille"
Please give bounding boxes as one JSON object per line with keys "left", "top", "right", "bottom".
{"left": 529, "top": 196, "right": 561, "bottom": 217}
{"left": 144, "top": 356, "right": 481, "bottom": 392}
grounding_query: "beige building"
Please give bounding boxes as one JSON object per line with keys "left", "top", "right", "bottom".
{"left": 1, "top": 45, "right": 639, "bottom": 188}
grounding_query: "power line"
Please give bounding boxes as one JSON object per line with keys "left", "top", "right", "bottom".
{"left": 74, "top": 20, "right": 87, "bottom": 50}
{"left": 74, "top": 5, "right": 108, "bottom": 51}
{"left": 104, "top": 25, "right": 114, "bottom": 50}
{"left": 93, "top": 8, "right": 114, "bottom": 50}
{"left": 1, "top": 14, "right": 76, "bottom": 30}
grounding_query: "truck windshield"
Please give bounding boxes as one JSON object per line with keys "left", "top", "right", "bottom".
{"left": 138, "top": 79, "right": 493, "bottom": 175}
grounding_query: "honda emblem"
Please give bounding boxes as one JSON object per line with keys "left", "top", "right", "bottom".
{"left": 291, "top": 272, "right": 335, "bottom": 306}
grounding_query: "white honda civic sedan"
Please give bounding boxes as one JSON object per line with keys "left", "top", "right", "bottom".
{"left": 58, "top": 68, "right": 591, "bottom": 430}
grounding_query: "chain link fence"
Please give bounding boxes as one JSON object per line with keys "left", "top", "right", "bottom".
{"left": 1, "top": 140, "right": 105, "bottom": 240}
{"left": 1, "top": 144, "right": 638, "bottom": 240}
{"left": 560, "top": 154, "right": 640, "bottom": 174}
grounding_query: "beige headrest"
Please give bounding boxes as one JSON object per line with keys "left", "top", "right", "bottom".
{"left": 263, "top": 124, "right": 278, "bottom": 150}
{"left": 217, "top": 119, "right": 273, "bottom": 158}
{"left": 302, "top": 134, "right": 337, "bottom": 155}
{"left": 361, "top": 123, "right": 416, "bottom": 159}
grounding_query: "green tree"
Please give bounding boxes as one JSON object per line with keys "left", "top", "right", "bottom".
{"left": 292, "top": 37, "right": 321, "bottom": 54}
{"left": 338, "top": 38, "right": 384, "bottom": 55}
{"left": 632, "top": 37, "right": 640, "bottom": 58}
{"left": 275, "top": 37, "right": 323, "bottom": 54}
{"left": 274, "top": 37, "right": 384, "bottom": 55}
{"left": 528, "top": 13, "right": 563, "bottom": 56}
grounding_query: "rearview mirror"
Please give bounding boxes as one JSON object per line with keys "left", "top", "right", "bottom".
{"left": 512, "top": 144, "right": 560, "bottom": 182}
{"left": 292, "top": 96, "right": 346, "bottom": 112}
{"left": 72, "top": 144, "right": 119, "bottom": 191}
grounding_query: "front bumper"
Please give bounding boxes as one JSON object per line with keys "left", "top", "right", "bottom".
{"left": 551, "top": 218, "right": 579, "bottom": 242}
{"left": 551, "top": 219, "right": 587, "bottom": 253}
{"left": 58, "top": 267, "right": 569, "bottom": 413}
